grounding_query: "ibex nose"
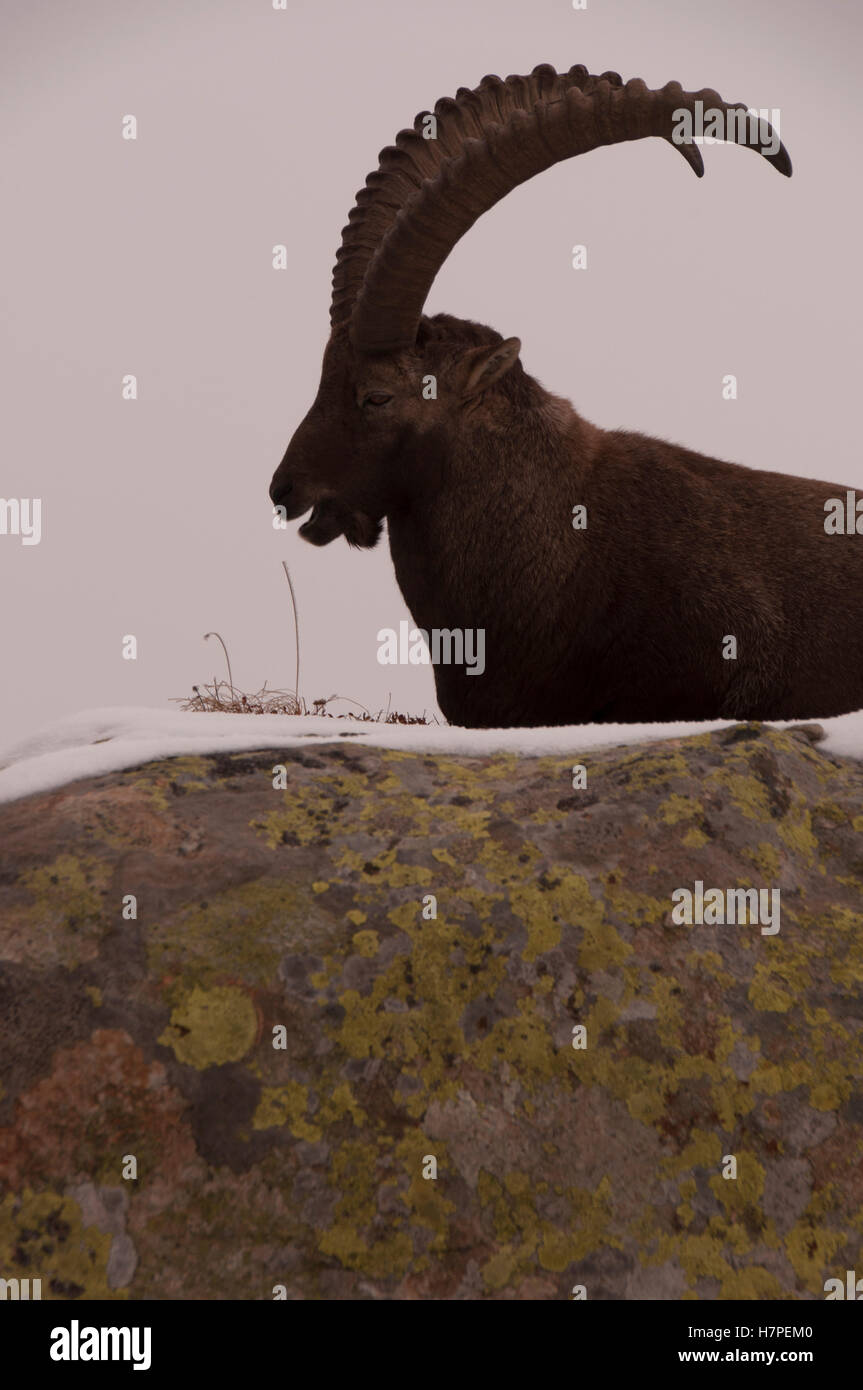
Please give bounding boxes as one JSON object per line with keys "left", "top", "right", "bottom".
{"left": 269, "top": 474, "right": 292, "bottom": 506}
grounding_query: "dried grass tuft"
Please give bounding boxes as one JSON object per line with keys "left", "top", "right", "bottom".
{"left": 172, "top": 681, "right": 434, "bottom": 724}
{"left": 172, "top": 563, "right": 436, "bottom": 725}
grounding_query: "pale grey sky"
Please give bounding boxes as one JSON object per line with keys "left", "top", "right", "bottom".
{"left": 1, "top": 0, "right": 860, "bottom": 742}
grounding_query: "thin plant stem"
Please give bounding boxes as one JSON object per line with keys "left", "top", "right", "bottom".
{"left": 204, "top": 632, "right": 235, "bottom": 704}
{"left": 281, "top": 561, "right": 300, "bottom": 701}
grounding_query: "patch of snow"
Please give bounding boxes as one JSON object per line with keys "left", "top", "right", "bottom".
{"left": 0, "top": 705, "right": 861, "bottom": 808}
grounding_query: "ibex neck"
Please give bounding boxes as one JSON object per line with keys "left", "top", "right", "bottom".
{"left": 387, "top": 398, "right": 596, "bottom": 633}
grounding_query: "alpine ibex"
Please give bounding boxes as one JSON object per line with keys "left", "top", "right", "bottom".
{"left": 270, "top": 65, "right": 862, "bottom": 727}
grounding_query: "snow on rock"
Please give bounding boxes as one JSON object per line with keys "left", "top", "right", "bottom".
{"left": 1, "top": 704, "right": 863, "bottom": 808}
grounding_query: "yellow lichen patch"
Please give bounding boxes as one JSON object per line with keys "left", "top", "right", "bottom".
{"left": 356, "top": 790, "right": 435, "bottom": 836}
{"left": 324, "top": 769, "right": 373, "bottom": 798}
{"left": 477, "top": 1169, "right": 513, "bottom": 1241}
{"left": 457, "top": 883, "right": 508, "bottom": 924}
{"left": 126, "top": 755, "right": 214, "bottom": 810}
{"left": 785, "top": 1216, "right": 849, "bottom": 1294}
{"left": 742, "top": 841, "right": 782, "bottom": 878}
{"left": 682, "top": 827, "right": 710, "bottom": 848}
{"left": 317, "top": 1138, "right": 414, "bottom": 1279}
{"left": 431, "top": 803, "right": 495, "bottom": 838}
{"left": 602, "top": 878, "right": 667, "bottom": 928}
{"left": 748, "top": 1061, "right": 784, "bottom": 1095}
{"left": 4, "top": 854, "right": 112, "bottom": 970}
{"left": 476, "top": 837, "right": 541, "bottom": 887}
{"left": 477, "top": 1180, "right": 539, "bottom": 1286}
{"left": 540, "top": 1176, "right": 617, "bottom": 1271}
{"left": 748, "top": 966, "right": 793, "bottom": 1013}
{"left": 630, "top": 1069, "right": 676, "bottom": 1126}
{"left": 675, "top": 1234, "right": 738, "bottom": 1288}
{"left": 648, "top": 974, "right": 687, "bottom": 1049}
{"left": 317, "top": 1222, "right": 371, "bottom": 1265}
{"left": 531, "top": 755, "right": 572, "bottom": 780}
{"left": 385, "top": 899, "right": 424, "bottom": 934}
{"left": 252, "top": 789, "right": 338, "bottom": 848}
{"left": 568, "top": 1018, "right": 663, "bottom": 1117}
{"left": 253, "top": 1082, "right": 322, "bottom": 1141}
{"left": 658, "top": 793, "right": 702, "bottom": 826}
{"left": 395, "top": 1135, "right": 455, "bottom": 1249}
{"left": 334, "top": 961, "right": 456, "bottom": 1066}
{"left": 529, "top": 806, "right": 570, "bottom": 826}
{"left": 158, "top": 985, "right": 257, "bottom": 1069}
{"left": 710, "top": 1046, "right": 758, "bottom": 1129}
{"left": 253, "top": 762, "right": 381, "bottom": 847}
{"left": 777, "top": 809, "right": 818, "bottom": 863}
{"left": 709, "top": 768, "right": 773, "bottom": 822}
{"left": 743, "top": 927, "right": 818, "bottom": 1000}
{"left": 430, "top": 755, "right": 518, "bottom": 790}
{"left": 146, "top": 878, "right": 313, "bottom": 990}
{"left": 320, "top": 1081, "right": 367, "bottom": 1129}
{"left": 818, "top": 907, "right": 863, "bottom": 989}
{"left": 473, "top": 997, "right": 563, "bottom": 1090}
{"left": 334, "top": 846, "right": 433, "bottom": 887}
{"left": 478, "top": 1171, "right": 615, "bottom": 1287}
{"left": 614, "top": 745, "right": 690, "bottom": 791}
{"left": 351, "top": 929, "right": 378, "bottom": 957}
{"left": 748, "top": 1043, "right": 853, "bottom": 1110}
{"left": 481, "top": 1245, "right": 523, "bottom": 1289}
{"left": 0, "top": 1188, "right": 124, "bottom": 1300}
{"left": 710, "top": 1154, "right": 766, "bottom": 1213}
{"left": 430, "top": 847, "right": 458, "bottom": 868}
{"left": 676, "top": 1202, "right": 695, "bottom": 1227}
{"left": 580, "top": 990, "right": 627, "bottom": 1046}
{"left": 374, "top": 773, "right": 404, "bottom": 793}
{"left": 807, "top": 1081, "right": 844, "bottom": 1111}
{"left": 504, "top": 870, "right": 630, "bottom": 973}
{"left": 507, "top": 881, "right": 562, "bottom": 961}
{"left": 719, "top": 1266, "right": 787, "bottom": 1299}
{"left": 662, "top": 1129, "right": 724, "bottom": 1180}
{"left": 578, "top": 912, "right": 632, "bottom": 973}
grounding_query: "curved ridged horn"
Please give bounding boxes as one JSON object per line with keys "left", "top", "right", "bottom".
{"left": 346, "top": 69, "right": 790, "bottom": 353}
{"left": 330, "top": 65, "right": 706, "bottom": 333}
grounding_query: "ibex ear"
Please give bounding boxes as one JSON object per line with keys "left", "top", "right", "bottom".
{"left": 460, "top": 337, "right": 521, "bottom": 399}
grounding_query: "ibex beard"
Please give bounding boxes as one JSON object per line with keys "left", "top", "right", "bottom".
{"left": 269, "top": 65, "right": 863, "bottom": 728}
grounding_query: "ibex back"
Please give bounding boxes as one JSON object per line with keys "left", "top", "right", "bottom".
{"left": 270, "top": 65, "right": 863, "bottom": 727}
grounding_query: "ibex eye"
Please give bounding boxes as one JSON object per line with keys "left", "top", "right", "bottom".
{"left": 363, "top": 392, "right": 392, "bottom": 407}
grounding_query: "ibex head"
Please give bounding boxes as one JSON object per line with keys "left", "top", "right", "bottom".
{"left": 270, "top": 315, "right": 523, "bottom": 549}
{"left": 269, "top": 66, "right": 789, "bottom": 548}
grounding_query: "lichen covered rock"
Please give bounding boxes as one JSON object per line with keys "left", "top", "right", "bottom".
{"left": 0, "top": 724, "right": 861, "bottom": 1299}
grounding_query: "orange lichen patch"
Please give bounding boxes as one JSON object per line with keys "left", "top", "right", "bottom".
{"left": 0, "top": 1029, "right": 197, "bottom": 1190}
{"left": 55, "top": 782, "right": 189, "bottom": 850}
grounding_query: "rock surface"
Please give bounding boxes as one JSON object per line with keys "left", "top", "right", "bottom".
{"left": 0, "top": 723, "right": 861, "bottom": 1300}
